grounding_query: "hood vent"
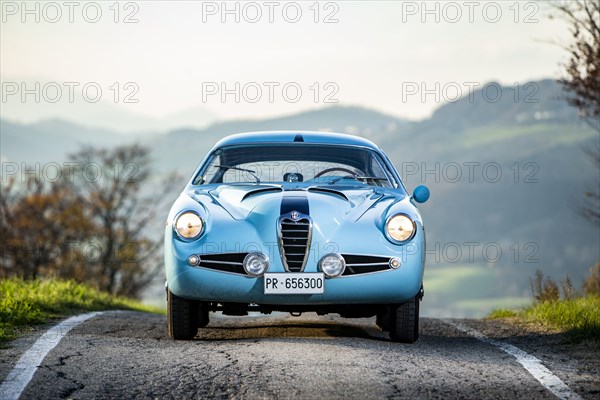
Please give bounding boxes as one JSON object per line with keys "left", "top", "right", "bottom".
{"left": 241, "top": 187, "right": 283, "bottom": 201}
{"left": 307, "top": 187, "right": 349, "bottom": 201}
{"left": 278, "top": 212, "right": 312, "bottom": 272}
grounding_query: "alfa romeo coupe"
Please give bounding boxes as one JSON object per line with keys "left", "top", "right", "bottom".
{"left": 165, "top": 131, "right": 430, "bottom": 342}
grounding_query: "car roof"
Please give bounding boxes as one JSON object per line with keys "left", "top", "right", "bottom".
{"left": 212, "top": 131, "right": 381, "bottom": 151}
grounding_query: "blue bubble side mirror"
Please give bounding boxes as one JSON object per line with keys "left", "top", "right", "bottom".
{"left": 412, "top": 185, "right": 430, "bottom": 204}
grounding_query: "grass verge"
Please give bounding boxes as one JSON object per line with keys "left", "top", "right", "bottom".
{"left": 0, "top": 277, "right": 163, "bottom": 347}
{"left": 489, "top": 295, "right": 600, "bottom": 342}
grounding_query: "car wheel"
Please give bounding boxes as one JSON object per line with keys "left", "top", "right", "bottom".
{"left": 198, "top": 302, "right": 210, "bottom": 328}
{"left": 376, "top": 308, "right": 390, "bottom": 331}
{"left": 389, "top": 295, "right": 419, "bottom": 343}
{"left": 167, "top": 289, "right": 198, "bottom": 340}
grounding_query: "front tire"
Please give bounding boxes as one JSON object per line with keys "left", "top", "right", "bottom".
{"left": 389, "top": 296, "right": 420, "bottom": 343}
{"left": 167, "top": 289, "right": 198, "bottom": 340}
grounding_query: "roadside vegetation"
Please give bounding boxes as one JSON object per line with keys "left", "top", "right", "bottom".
{"left": 489, "top": 263, "right": 600, "bottom": 342}
{"left": 491, "top": 1, "right": 599, "bottom": 338}
{"left": 0, "top": 144, "right": 179, "bottom": 298}
{"left": 0, "top": 277, "right": 162, "bottom": 347}
{"left": 0, "top": 145, "right": 176, "bottom": 347}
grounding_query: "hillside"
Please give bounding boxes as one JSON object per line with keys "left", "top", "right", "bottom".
{"left": 0, "top": 119, "right": 132, "bottom": 163}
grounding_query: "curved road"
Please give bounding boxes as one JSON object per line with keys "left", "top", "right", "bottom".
{"left": 1, "top": 311, "right": 597, "bottom": 399}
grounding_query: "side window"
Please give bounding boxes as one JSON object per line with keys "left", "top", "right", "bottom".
{"left": 370, "top": 156, "right": 392, "bottom": 188}
{"left": 198, "top": 153, "right": 221, "bottom": 184}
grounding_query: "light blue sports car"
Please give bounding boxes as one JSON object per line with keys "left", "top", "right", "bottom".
{"left": 165, "top": 131, "right": 430, "bottom": 342}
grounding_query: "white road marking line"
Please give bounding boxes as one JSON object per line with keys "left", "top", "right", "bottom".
{"left": 0, "top": 311, "right": 104, "bottom": 400}
{"left": 446, "top": 320, "right": 583, "bottom": 400}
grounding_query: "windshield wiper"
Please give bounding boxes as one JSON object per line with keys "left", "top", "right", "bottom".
{"left": 329, "top": 176, "right": 387, "bottom": 185}
{"left": 214, "top": 165, "right": 261, "bottom": 184}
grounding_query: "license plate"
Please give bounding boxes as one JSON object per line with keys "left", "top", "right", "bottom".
{"left": 264, "top": 273, "right": 324, "bottom": 294}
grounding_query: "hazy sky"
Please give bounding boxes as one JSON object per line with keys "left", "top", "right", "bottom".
{"left": 1, "top": 1, "right": 572, "bottom": 124}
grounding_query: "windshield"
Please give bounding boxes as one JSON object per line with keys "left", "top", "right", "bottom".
{"left": 193, "top": 144, "right": 398, "bottom": 188}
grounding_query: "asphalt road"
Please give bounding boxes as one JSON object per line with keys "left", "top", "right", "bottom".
{"left": 1, "top": 311, "right": 598, "bottom": 399}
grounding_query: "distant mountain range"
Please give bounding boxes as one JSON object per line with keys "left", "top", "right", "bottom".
{"left": 0, "top": 76, "right": 219, "bottom": 133}
{"left": 1, "top": 79, "right": 598, "bottom": 316}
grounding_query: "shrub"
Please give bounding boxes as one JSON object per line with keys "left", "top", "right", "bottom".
{"left": 530, "top": 270, "right": 560, "bottom": 303}
{"left": 583, "top": 262, "right": 600, "bottom": 296}
{"left": 561, "top": 276, "right": 579, "bottom": 300}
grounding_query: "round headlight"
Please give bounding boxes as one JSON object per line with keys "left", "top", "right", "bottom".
{"left": 386, "top": 214, "right": 416, "bottom": 243}
{"left": 319, "top": 253, "right": 346, "bottom": 278}
{"left": 174, "top": 212, "right": 204, "bottom": 239}
{"left": 243, "top": 252, "right": 270, "bottom": 276}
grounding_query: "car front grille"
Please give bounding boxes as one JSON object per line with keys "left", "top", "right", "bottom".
{"left": 278, "top": 214, "right": 312, "bottom": 272}
{"left": 342, "top": 254, "right": 392, "bottom": 276}
{"left": 196, "top": 253, "right": 247, "bottom": 275}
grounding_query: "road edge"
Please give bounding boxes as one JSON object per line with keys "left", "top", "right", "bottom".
{"left": 0, "top": 311, "right": 105, "bottom": 400}
{"left": 445, "top": 320, "right": 583, "bottom": 400}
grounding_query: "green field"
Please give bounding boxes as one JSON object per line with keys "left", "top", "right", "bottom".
{"left": 423, "top": 264, "right": 529, "bottom": 317}
{"left": 460, "top": 123, "right": 596, "bottom": 149}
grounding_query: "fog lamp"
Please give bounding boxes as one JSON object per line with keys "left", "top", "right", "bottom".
{"left": 319, "top": 253, "right": 346, "bottom": 278}
{"left": 243, "top": 252, "right": 269, "bottom": 277}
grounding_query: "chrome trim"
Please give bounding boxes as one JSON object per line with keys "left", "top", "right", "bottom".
{"left": 189, "top": 265, "right": 248, "bottom": 277}
{"left": 277, "top": 211, "right": 313, "bottom": 272}
{"left": 342, "top": 252, "right": 402, "bottom": 259}
{"left": 188, "top": 253, "right": 249, "bottom": 276}
{"left": 384, "top": 213, "right": 417, "bottom": 245}
{"left": 337, "top": 269, "right": 395, "bottom": 278}
{"left": 199, "top": 260, "right": 244, "bottom": 266}
{"left": 345, "top": 262, "right": 390, "bottom": 267}
{"left": 187, "top": 255, "right": 201, "bottom": 266}
{"left": 339, "top": 253, "right": 402, "bottom": 277}
{"left": 389, "top": 257, "right": 401, "bottom": 269}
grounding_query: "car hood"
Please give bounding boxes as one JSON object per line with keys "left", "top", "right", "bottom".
{"left": 189, "top": 184, "right": 404, "bottom": 222}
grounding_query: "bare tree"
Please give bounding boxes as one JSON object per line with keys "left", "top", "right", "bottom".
{"left": 553, "top": 0, "right": 600, "bottom": 225}
{"left": 69, "top": 144, "right": 179, "bottom": 297}
{"left": 0, "top": 144, "right": 180, "bottom": 298}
